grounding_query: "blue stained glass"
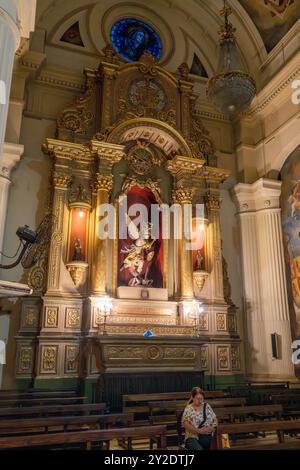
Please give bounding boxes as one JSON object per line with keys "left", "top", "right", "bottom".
{"left": 110, "top": 18, "right": 162, "bottom": 62}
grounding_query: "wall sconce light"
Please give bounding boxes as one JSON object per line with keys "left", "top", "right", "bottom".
{"left": 271, "top": 333, "right": 281, "bottom": 359}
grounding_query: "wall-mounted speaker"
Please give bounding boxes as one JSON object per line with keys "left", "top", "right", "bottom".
{"left": 271, "top": 333, "right": 280, "bottom": 359}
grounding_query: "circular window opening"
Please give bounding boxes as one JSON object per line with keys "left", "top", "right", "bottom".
{"left": 110, "top": 18, "right": 162, "bottom": 62}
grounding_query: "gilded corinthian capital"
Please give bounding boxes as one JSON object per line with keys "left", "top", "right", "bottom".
{"left": 95, "top": 174, "right": 113, "bottom": 192}
{"left": 52, "top": 172, "right": 72, "bottom": 189}
{"left": 205, "top": 192, "right": 222, "bottom": 211}
{"left": 173, "top": 188, "right": 194, "bottom": 205}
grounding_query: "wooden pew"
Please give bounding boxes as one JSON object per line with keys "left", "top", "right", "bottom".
{"left": 216, "top": 419, "right": 300, "bottom": 449}
{"left": 0, "top": 413, "right": 134, "bottom": 436}
{"left": 0, "top": 390, "right": 77, "bottom": 399}
{"left": 216, "top": 404, "right": 282, "bottom": 422}
{"left": 0, "top": 396, "right": 88, "bottom": 407}
{"left": 171, "top": 404, "right": 282, "bottom": 446}
{"left": 229, "top": 383, "right": 293, "bottom": 404}
{"left": 122, "top": 391, "right": 226, "bottom": 416}
{"left": 0, "top": 403, "right": 106, "bottom": 419}
{"left": 0, "top": 425, "right": 168, "bottom": 450}
{"left": 149, "top": 397, "right": 246, "bottom": 416}
{"left": 227, "top": 441, "right": 300, "bottom": 450}
{"left": 269, "top": 393, "right": 300, "bottom": 419}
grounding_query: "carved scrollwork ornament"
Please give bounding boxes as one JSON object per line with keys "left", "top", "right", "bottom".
{"left": 68, "top": 184, "right": 92, "bottom": 206}
{"left": 122, "top": 176, "right": 162, "bottom": 204}
{"left": 222, "top": 255, "right": 233, "bottom": 305}
{"left": 177, "top": 62, "right": 190, "bottom": 80}
{"left": 94, "top": 126, "right": 113, "bottom": 142}
{"left": 57, "top": 76, "right": 96, "bottom": 135}
{"left": 138, "top": 52, "right": 159, "bottom": 76}
{"left": 188, "top": 102, "right": 216, "bottom": 162}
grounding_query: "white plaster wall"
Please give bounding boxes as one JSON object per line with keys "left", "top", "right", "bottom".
{"left": 0, "top": 116, "right": 54, "bottom": 282}
{"left": 220, "top": 187, "right": 244, "bottom": 343}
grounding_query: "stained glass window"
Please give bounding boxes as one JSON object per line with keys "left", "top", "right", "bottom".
{"left": 110, "top": 18, "right": 162, "bottom": 62}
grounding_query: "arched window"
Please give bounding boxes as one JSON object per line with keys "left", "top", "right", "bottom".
{"left": 110, "top": 18, "right": 162, "bottom": 62}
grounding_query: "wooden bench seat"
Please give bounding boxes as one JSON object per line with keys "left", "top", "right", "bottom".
{"left": 149, "top": 397, "right": 246, "bottom": 416}
{"left": 0, "top": 413, "right": 134, "bottom": 435}
{"left": 228, "top": 441, "right": 300, "bottom": 450}
{"left": 216, "top": 404, "right": 283, "bottom": 422}
{"left": 175, "top": 404, "right": 283, "bottom": 448}
{"left": 0, "top": 396, "right": 87, "bottom": 407}
{"left": 0, "top": 391, "right": 77, "bottom": 399}
{"left": 0, "top": 403, "right": 106, "bottom": 418}
{"left": 0, "top": 425, "right": 167, "bottom": 450}
{"left": 122, "top": 391, "right": 227, "bottom": 415}
{"left": 216, "top": 419, "right": 300, "bottom": 449}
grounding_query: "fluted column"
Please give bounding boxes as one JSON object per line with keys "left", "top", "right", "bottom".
{"left": 233, "top": 178, "right": 295, "bottom": 382}
{"left": 46, "top": 172, "right": 72, "bottom": 293}
{"left": 173, "top": 188, "right": 194, "bottom": 300}
{"left": 91, "top": 174, "right": 113, "bottom": 295}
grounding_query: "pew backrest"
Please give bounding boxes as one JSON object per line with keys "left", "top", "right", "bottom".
{"left": 0, "top": 425, "right": 167, "bottom": 450}
{"left": 0, "top": 403, "right": 106, "bottom": 418}
{"left": 0, "top": 396, "right": 87, "bottom": 407}
{"left": 0, "top": 413, "right": 134, "bottom": 434}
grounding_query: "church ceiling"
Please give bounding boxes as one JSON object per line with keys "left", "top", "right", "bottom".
{"left": 238, "top": 0, "right": 300, "bottom": 52}
{"left": 35, "top": 0, "right": 300, "bottom": 87}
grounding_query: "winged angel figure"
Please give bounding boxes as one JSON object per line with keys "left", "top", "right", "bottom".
{"left": 120, "top": 215, "right": 157, "bottom": 287}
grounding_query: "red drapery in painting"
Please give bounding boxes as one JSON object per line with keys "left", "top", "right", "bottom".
{"left": 117, "top": 186, "right": 163, "bottom": 288}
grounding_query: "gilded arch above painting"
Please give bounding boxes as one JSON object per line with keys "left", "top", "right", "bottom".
{"left": 56, "top": 49, "right": 216, "bottom": 166}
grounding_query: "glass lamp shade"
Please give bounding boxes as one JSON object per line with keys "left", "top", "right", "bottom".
{"left": 207, "top": 70, "right": 256, "bottom": 115}
{"left": 207, "top": 35, "right": 256, "bottom": 116}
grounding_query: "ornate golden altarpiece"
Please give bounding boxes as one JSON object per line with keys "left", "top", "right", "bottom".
{"left": 15, "top": 47, "right": 242, "bottom": 396}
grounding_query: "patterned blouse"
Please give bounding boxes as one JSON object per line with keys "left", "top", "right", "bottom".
{"left": 182, "top": 403, "right": 218, "bottom": 440}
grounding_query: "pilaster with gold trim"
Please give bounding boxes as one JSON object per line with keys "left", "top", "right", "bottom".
{"left": 98, "top": 46, "right": 119, "bottom": 129}
{"left": 46, "top": 171, "right": 72, "bottom": 293}
{"left": 172, "top": 188, "right": 194, "bottom": 299}
{"left": 91, "top": 173, "right": 113, "bottom": 295}
{"left": 205, "top": 191, "right": 225, "bottom": 303}
{"left": 167, "top": 155, "right": 205, "bottom": 300}
{"left": 90, "top": 141, "right": 124, "bottom": 295}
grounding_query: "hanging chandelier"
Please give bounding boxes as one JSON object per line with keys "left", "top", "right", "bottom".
{"left": 207, "top": 0, "right": 256, "bottom": 116}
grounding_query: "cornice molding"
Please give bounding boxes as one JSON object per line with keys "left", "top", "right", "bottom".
{"left": 243, "top": 52, "right": 300, "bottom": 118}
{"left": 232, "top": 178, "right": 282, "bottom": 213}
{"left": 1, "top": 142, "right": 24, "bottom": 179}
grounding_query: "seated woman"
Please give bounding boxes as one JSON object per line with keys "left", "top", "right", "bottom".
{"left": 182, "top": 387, "right": 218, "bottom": 450}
